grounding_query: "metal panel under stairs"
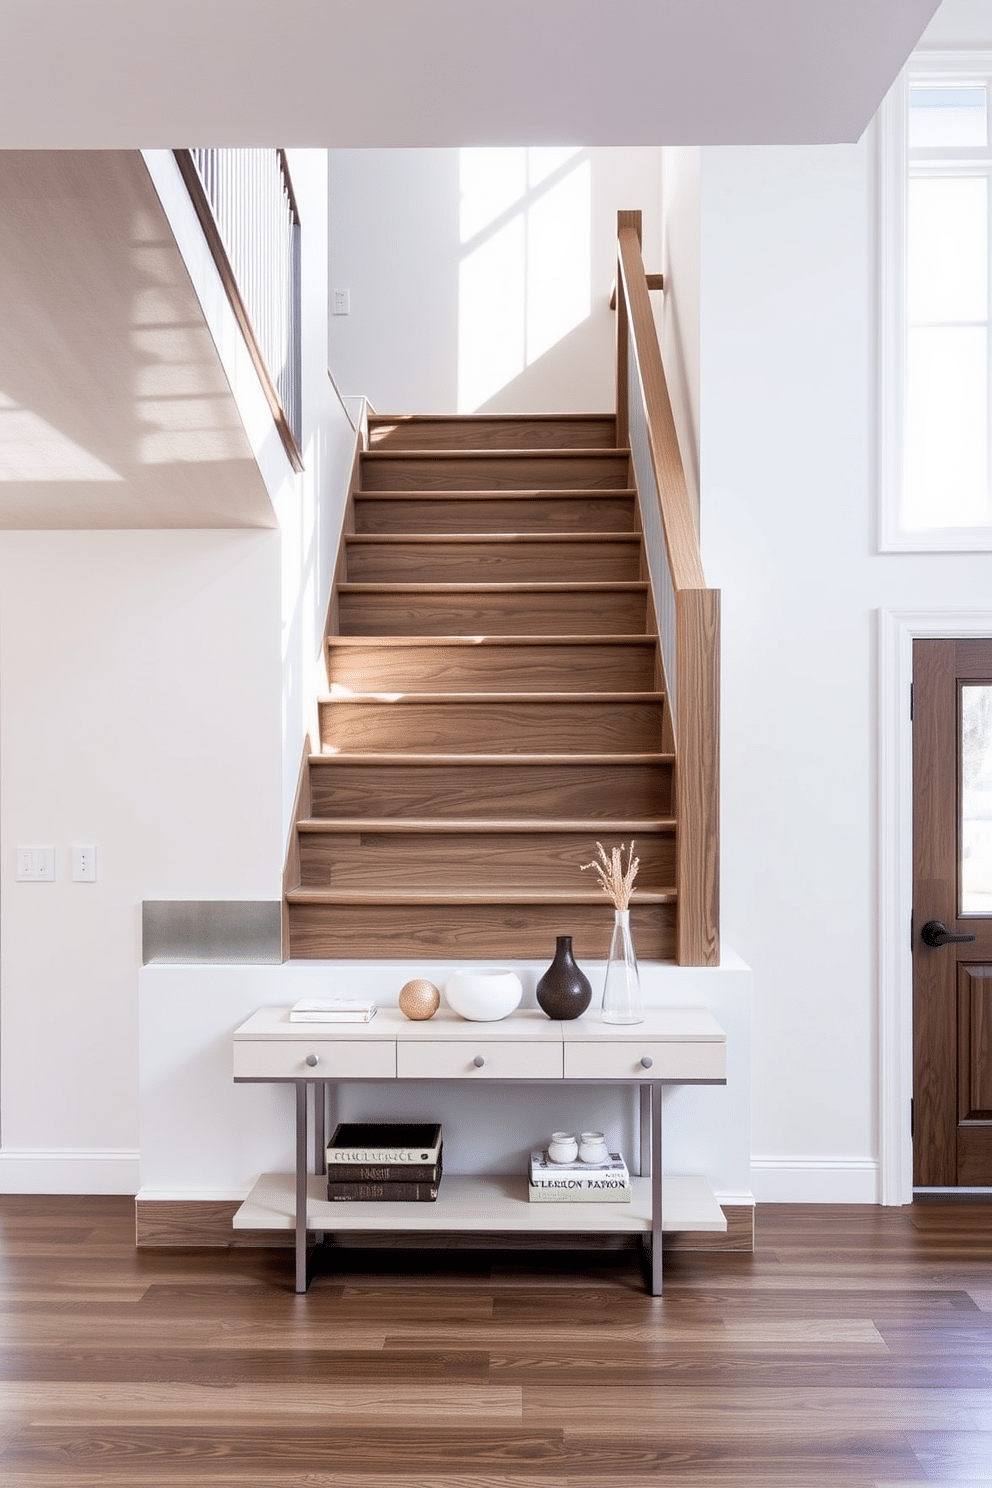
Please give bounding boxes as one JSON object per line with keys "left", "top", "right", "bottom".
{"left": 285, "top": 413, "right": 677, "bottom": 960}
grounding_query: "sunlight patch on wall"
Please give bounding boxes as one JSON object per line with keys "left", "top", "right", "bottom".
{"left": 458, "top": 148, "right": 591, "bottom": 412}
{"left": 0, "top": 391, "right": 123, "bottom": 482}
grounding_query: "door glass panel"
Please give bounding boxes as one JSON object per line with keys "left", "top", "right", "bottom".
{"left": 961, "top": 684, "right": 992, "bottom": 913}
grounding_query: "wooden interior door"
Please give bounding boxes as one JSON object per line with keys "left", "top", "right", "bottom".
{"left": 913, "top": 638, "right": 992, "bottom": 1187}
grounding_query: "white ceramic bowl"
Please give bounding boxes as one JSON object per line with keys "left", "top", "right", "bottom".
{"left": 444, "top": 968, "right": 523, "bottom": 1022}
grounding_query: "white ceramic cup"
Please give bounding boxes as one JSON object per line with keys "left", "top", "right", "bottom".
{"left": 578, "top": 1130, "right": 608, "bottom": 1164}
{"left": 547, "top": 1131, "right": 579, "bottom": 1164}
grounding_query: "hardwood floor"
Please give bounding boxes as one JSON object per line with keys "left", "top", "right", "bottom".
{"left": 0, "top": 1197, "right": 990, "bottom": 1485}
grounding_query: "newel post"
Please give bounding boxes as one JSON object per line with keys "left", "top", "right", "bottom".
{"left": 615, "top": 209, "right": 642, "bottom": 449}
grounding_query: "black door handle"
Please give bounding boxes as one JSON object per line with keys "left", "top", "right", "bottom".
{"left": 921, "top": 918, "right": 978, "bottom": 948}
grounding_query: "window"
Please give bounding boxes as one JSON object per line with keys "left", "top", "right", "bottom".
{"left": 880, "top": 54, "right": 992, "bottom": 550}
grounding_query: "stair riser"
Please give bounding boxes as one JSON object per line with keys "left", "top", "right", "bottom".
{"left": 353, "top": 495, "right": 638, "bottom": 535}
{"left": 368, "top": 416, "right": 617, "bottom": 451}
{"left": 309, "top": 762, "right": 673, "bottom": 821}
{"left": 298, "top": 831, "right": 675, "bottom": 891}
{"left": 326, "top": 642, "right": 657, "bottom": 694}
{"left": 360, "top": 453, "right": 631, "bottom": 492}
{"left": 338, "top": 589, "right": 648, "bottom": 637}
{"left": 345, "top": 540, "right": 642, "bottom": 584}
{"left": 318, "top": 700, "right": 665, "bottom": 754}
{"left": 287, "top": 901, "right": 675, "bottom": 960}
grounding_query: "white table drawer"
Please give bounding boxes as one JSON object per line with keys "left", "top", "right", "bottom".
{"left": 564, "top": 1040, "right": 726, "bottom": 1082}
{"left": 397, "top": 1040, "right": 563, "bottom": 1081}
{"left": 234, "top": 1039, "right": 396, "bottom": 1080}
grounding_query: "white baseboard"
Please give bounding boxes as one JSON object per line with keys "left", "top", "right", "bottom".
{"left": 0, "top": 1150, "right": 140, "bottom": 1194}
{"left": 751, "top": 1158, "right": 879, "bottom": 1204}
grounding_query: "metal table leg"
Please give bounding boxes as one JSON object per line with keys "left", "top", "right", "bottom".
{"left": 650, "top": 1080, "right": 663, "bottom": 1295}
{"left": 295, "top": 1081, "right": 309, "bottom": 1293}
{"left": 639, "top": 1082, "right": 651, "bottom": 1176}
{"left": 313, "top": 1082, "right": 326, "bottom": 1247}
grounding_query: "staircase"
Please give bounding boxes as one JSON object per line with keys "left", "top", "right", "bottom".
{"left": 284, "top": 412, "right": 679, "bottom": 962}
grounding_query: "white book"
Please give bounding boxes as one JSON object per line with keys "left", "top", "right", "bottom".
{"left": 290, "top": 999, "right": 377, "bottom": 1023}
{"left": 528, "top": 1180, "right": 632, "bottom": 1203}
{"left": 529, "top": 1150, "right": 629, "bottom": 1186}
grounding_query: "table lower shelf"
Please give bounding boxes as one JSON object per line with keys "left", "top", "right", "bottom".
{"left": 233, "top": 1173, "right": 727, "bottom": 1235}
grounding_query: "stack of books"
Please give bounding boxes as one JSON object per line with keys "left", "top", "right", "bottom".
{"left": 325, "top": 1122, "right": 442, "bottom": 1201}
{"left": 290, "top": 999, "right": 377, "bottom": 1023}
{"left": 528, "top": 1149, "right": 631, "bottom": 1203}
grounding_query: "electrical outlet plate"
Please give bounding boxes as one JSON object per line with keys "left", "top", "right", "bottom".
{"left": 332, "top": 288, "right": 350, "bottom": 316}
{"left": 72, "top": 844, "right": 97, "bottom": 882}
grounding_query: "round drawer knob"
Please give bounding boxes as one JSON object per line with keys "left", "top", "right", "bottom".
{"left": 473, "top": 1054, "right": 486, "bottom": 1068}
{"left": 640, "top": 1055, "right": 654, "bottom": 1069}
{"left": 305, "top": 1053, "right": 319, "bottom": 1068}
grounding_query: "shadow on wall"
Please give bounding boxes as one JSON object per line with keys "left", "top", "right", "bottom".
{"left": 0, "top": 150, "right": 271, "bottom": 529}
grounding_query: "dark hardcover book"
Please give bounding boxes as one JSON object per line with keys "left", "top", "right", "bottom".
{"left": 327, "top": 1178, "right": 441, "bottom": 1202}
{"left": 326, "top": 1122, "right": 442, "bottom": 1165}
{"left": 325, "top": 1153, "right": 442, "bottom": 1183}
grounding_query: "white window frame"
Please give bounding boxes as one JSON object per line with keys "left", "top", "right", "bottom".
{"left": 879, "top": 50, "right": 992, "bottom": 552}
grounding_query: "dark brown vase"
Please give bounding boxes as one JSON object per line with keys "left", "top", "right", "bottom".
{"left": 535, "top": 935, "right": 592, "bottom": 1020}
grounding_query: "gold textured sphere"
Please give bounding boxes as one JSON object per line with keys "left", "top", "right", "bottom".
{"left": 399, "top": 978, "right": 441, "bottom": 1021}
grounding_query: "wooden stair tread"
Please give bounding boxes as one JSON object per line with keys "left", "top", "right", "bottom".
{"left": 363, "top": 448, "right": 632, "bottom": 461}
{"left": 370, "top": 413, "right": 614, "bottom": 423}
{"left": 355, "top": 488, "right": 637, "bottom": 498}
{"left": 344, "top": 532, "right": 642, "bottom": 545}
{"left": 338, "top": 581, "right": 649, "bottom": 593}
{"left": 297, "top": 817, "right": 675, "bottom": 833}
{"left": 326, "top": 634, "right": 657, "bottom": 647}
{"left": 319, "top": 691, "right": 665, "bottom": 704}
{"left": 309, "top": 752, "right": 675, "bottom": 765}
{"left": 286, "top": 887, "right": 677, "bottom": 905}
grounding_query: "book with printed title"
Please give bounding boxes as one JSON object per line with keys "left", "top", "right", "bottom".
{"left": 528, "top": 1149, "right": 631, "bottom": 1202}
{"left": 327, "top": 1178, "right": 441, "bottom": 1202}
{"left": 528, "top": 1150, "right": 629, "bottom": 1184}
{"left": 327, "top": 1156, "right": 442, "bottom": 1183}
{"left": 326, "top": 1122, "right": 443, "bottom": 1166}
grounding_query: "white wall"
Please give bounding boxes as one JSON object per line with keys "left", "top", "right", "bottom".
{"left": 0, "top": 150, "right": 358, "bottom": 1192}
{"left": 327, "top": 148, "right": 661, "bottom": 414}
{"left": 699, "top": 135, "right": 991, "bottom": 1201}
{"left": 0, "top": 529, "right": 282, "bottom": 1190}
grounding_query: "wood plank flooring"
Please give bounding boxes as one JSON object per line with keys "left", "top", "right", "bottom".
{"left": 0, "top": 1197, "right": 990, "bottom": 1486}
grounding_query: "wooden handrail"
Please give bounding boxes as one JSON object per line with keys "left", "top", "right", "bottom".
{"left": 617, "top": 225, "right": 703, "bottom": 592}
{"left": 615, "top": 210, "right": 719, "bottom": 967}
{"left": 175, "top": 149, "right": 304, "bottom": 473}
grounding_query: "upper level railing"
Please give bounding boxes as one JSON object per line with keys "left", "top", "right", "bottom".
{"left": 614, "top": 209, "right": 720, "bottom": 966}
{"left": 176, "top": 149, "right": 303, "bottom": 471}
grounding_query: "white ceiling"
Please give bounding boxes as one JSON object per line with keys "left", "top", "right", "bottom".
{"left": 0, "top": 0, "right": 941, "bottom": 148}
{"left": 0, "top": 1, "right": 948, "bottom": 527}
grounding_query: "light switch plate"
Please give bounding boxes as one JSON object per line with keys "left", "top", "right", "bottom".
{"left": 16, "top": 847, "right": 55, "bottom": 881}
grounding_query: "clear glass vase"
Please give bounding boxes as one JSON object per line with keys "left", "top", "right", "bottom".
{"left": 601, "top": 908, "right": 643, "bottom": 1024}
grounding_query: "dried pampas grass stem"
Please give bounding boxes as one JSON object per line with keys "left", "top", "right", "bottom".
{"left": 580, "top": 841, "right": 639, "bottom": 910}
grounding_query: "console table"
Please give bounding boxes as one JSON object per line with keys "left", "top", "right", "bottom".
{"left": 232, "top": 1005, "right": 727, "bottom": 1294}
